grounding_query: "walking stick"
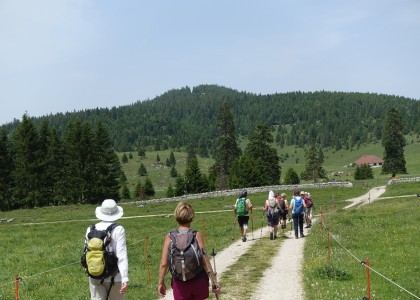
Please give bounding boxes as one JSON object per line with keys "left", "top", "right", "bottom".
{"left": 231, "top": 212, "right": 236, "bottom": 241}
{"left": 203, "top": 249, "right": 219, "bottom": 300}
{"left": 251, "top": 210, "right": 254, "bottom": 240}
{"left": 260, "top": 210, "right": 264, "bottom": 239}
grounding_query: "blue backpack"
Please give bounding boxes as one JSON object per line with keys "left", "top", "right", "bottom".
{"left": 293, "top": 197, "right": 304, "bottom": 215}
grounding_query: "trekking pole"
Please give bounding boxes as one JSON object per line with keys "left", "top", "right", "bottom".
{"left": 251, "top": 211, "right": 254, "bottom": 240}
{"left": 231, "top": 213, "right": 236, "bottom": 241}
{"left": 204, "top": 251, "right": 219, "bottom": 300}
{"left": 260, "top": 210, "right": 264, "bottom": 239}
{"left": 144, "top": 237, "right": 151, "bottom": 281}
{"left": 211, "top": 249, "right": 220, "bottom": 300}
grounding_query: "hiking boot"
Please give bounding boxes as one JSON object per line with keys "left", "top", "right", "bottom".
{"left": 305, "top": 224, "right": 310, "bottom": 228}
{"left": 274, "top": 233, "right": 278, "bottom": 239}
{"left": 270, "top": 232, "right": 274, "bottom": 240}
{"left": 242, "top": 236, "right": 247, "bottom": 242}
{"left": 300, "top": 234, "right": 305, "bottom": 238}
{"left": 295, "top": 236, "right": 299, "bottom": 239}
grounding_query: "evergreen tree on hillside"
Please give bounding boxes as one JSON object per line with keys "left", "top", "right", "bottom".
{"left": 283, "top": 167, "right": 300, "bottom": 185}
{"left": 302, "top": 142, "right": 326, "bottom": 183}
{"left": 184, "top": 147, "right": 207, "bottom": 193}
{"left": 138, "top": 163, "right": 148, "bottom": 176}
{"left": 0, "top": 128, "right": 13, "bottom": 210}
{"left": 354, "top": 163, "right": 374, "bottom": 180}
{"left": 144, "top": 177, "right": 155, "bottom": 197}
{"left": 381, "top": 108, "right": 407, "bottom": 176}
{"left": 11, "top": 114, "right": 42, "bottom": 208}
{"left": 121, "top": 153, "right": 128, "bottom": 163}
{"left": 242, "top": 124, "right": 280, "bottom": 185}
{"left": 92, "top": 122, "right": 121, "bottom": 202}
{"left": 212, "top": 103, "right": 242, "bottom": 189}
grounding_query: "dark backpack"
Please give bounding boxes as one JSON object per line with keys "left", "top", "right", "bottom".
{"left": 306, "top": 197, "right": 313, "bottom": 208}
{"left": 236, "top": 198, "right": 247, "bottom": 216}
{"left": 268, "top": 198, "right": 279, "bottom": 218}
{"left": 278, "top": 198, "right": 286, "bottom": 214}
{"left": 293, "top": 197, "right": 304, "bottom": 215}
{"left": 81, "top": 223, "right": 119, "bottom": 280}
{"left": 168, "top": 229, "right": 204, "bottom": 281}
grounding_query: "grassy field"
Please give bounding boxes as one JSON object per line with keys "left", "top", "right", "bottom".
{"left": 1, "top": 186, "right": 369, "bottom": 299}
{"left": 303, "top": 183, "right": 420, "bottom": 299}
{"left": 119, "top": 138, "right": 420, "bottom": 199}
{"left": 1, "top": 138, "right": 419, "bottom": 299}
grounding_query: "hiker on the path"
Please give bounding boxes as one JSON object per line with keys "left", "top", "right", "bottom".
{"left": 85, "top": 199, "right": 129, "bottom": 300}
{"left": 304, "top": 192, "right": 313, "bottom": 228}
{"left": 158, "top": 201, "right": 220, "bottom": 300}
{"left": 278, "top": 192, "right": 289, "bottom": 231}
{"left": 234, "top": 190, "right": 253, "bottom": 242}
{"left": 264, "top": 190, "right": 280, "bottom": 240}
{"left": 289, "top": 190, "right": 306, "bottom": 239}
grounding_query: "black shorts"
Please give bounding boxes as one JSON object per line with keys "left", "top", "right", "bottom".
{"left": 237, "top": 215, "right": 249, "bottom": 227}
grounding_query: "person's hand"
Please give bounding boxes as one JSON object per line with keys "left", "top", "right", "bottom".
{"left": 158, "top": 283, "right": 166, "bottom": 297}
{"left": 212, "top": 284, "right": 221, "bottom": 295}
{"left": 120, "top": 282, "right": 128, "bottom": 294}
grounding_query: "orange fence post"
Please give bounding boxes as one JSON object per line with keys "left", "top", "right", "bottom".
{"left": 15, "top": 276, "right": 21, "bottom": 300}
{"left": 201, "top": 217, "right": 208, "bottom": 245}
{"left": 327, "top": 227, "right": 331, "bottom": 265}
{"left": 366, "top": 258, "right": 371, "bottom": 300}
{"left": 144, "top": 237, "right": 151, "bottom": 281}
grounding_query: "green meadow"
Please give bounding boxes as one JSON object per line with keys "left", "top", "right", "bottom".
{"left": 1, "top": 138, "right": 419, "bottom": 299}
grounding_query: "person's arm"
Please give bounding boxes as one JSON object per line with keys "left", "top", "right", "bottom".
{"left": 157, "top": 234, "right": 171, "bottom": 297}
{"left": 196, "top": 232, "right": 221, "bottom": 296}
{"left": 288, "top": 198, "right": 294, "bottom": 210}
{"left": 114, "top": 226, "right": 129, "bottom": 294}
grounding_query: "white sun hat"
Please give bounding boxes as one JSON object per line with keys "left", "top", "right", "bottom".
{"left": 95, "top": 199, "right": 124, "bottom": 221}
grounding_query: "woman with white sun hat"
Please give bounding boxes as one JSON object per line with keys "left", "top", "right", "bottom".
{"left": 84, "top": 199, "right": 129, "bottom": 300}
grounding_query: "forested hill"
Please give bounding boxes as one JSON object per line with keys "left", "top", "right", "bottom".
{"left": 2, "top": 85, "right": 420, "bottom": 152}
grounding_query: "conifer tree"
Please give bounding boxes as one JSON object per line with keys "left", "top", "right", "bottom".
{"left": 184, "top": 148, "right": 206, "bottom": 193}
{"left": 121, "top": 183, "right": 131, "bottom": 199}
{"left": 144, "top": 177, "right": 155, "bottom": 196}
{"left": 302, "top": 142, "right": 326, "bottom": 182}
{"left": 213, "top": 103, "right": 241, "bottom": 189}
{"left": 381, "top": 108, "right": 407, "bottom": 175}
{"left": 121, "top": 153, "right": 128, "bottom": 163}
{"left": 138, "top": 163, "right": 148, "bottom": 176}
{"left": 166, "top": 183, "right": 175, "bottom": 198}
{"left": 0, "top": 128, "right": 13, "bottom": 210}
{"left": 170, "top": 166, "right": 178, "bottom": 177}
{"left": 11, "top": 114, "right": 42, "bottom": 208}
{"left": 283, "top": 168, "right": 300, "bottom": 185}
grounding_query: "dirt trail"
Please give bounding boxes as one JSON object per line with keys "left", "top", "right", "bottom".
{"left": 251, "top": 186, "right": 386, "bottom": 300}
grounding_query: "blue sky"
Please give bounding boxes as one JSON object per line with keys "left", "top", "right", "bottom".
{"left": 1, "top": 0, "right": 419, "bottom": 125}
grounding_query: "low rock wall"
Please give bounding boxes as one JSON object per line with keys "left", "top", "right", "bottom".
{"left": 133, "top": 181, "right": 353, "bottom": 205}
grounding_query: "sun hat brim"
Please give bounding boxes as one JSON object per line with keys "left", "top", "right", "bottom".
{"left": 95, "top": 205, "right": 124, "bottom": 221}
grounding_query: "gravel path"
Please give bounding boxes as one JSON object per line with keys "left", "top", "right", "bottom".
{"left": 252, "top": 186, "right": 386, "bottom": 300}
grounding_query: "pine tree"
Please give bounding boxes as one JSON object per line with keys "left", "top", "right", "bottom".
{"left": 381, "top": 108, "right": 407, "bottom": 176}
{"left": 168, "top": 150, "right": 176, "bottom": 166}
{"left": 0, "top": 128, "right": 13, "bottom": 210}
{"left": 144, "top": 177, "right": 155, "bottom": 196}
{"left": 184, "top": 148, "right": 206, "bottom": 193}
{"left": 121, "top": 183, "right": 131, "bottom": 199}
{"left": 283, "top": 168, "right": 300, "bottom": 185}
{"left": 302, "top": 142, "right": 326, "bottom": 182}
{"left": 121, "top": 153, "right": 128, "bottom": 163}
{"left": 156, "top": 154, "right": 161, "bottom": 163}
{"left": 354, "top": 164, "right": 374, "bottom": 180}
{"left": 241, "top": 124, "right": 281, "bottom": 186}
{"left": 213, "top": 103, "right": 241, "bottom": 189}
{"left": 166, "top": 183, "right": 175, "bottom": 197}
{"left": 170, "top": 166, "right": 178, "bottom": 177}
{"left": 174, "top": 176, "right": 185, "bottom": 196}
{"left": 138, "top": 163, "right": 148, "bottom": 176}
{"left": 11, "top": 114, "right": 42, "bottom": 208}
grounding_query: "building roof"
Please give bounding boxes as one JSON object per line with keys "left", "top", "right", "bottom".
{"left": 355, "top": 155, "right": 384, "bottom": 166}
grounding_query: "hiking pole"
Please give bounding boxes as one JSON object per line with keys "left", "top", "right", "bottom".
{"left": 231, "top": 213, "right": 236, "bottom": 241}
{"left": 204, "top": 251, "right": 219, "bottom": 300}
{"left": 251, "top": 211, "right": 254, "bottom": 240}
{"left": 260, "top": 210, "right": 264, "bottom": 239}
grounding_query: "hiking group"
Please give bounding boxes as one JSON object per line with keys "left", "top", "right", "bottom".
{"left": 81, "top": 191, "right": 314, "bottom": 300}
{"left": 235, "top": 189, "right": 314, "bottom": 241}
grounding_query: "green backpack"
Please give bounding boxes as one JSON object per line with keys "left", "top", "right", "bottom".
{"left": 236, "top": 198, "right": 248, "bottom": 216}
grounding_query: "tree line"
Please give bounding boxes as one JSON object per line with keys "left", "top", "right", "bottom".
{"left": 0, "top": 114, "right": 122, "bottom": 210}
{"left": 2, "top": 85, "right": 419, "bottom": 153}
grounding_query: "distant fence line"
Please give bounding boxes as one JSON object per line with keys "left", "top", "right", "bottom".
{"left": 388, "top": 177, "right": 420, "bottom": 185}
{"left": 133, "top": 181, "right": 353, "bottom": 205}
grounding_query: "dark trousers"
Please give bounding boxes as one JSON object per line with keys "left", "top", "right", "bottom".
{"left": 292, "top": 213, "right": 304, "bottom": 237}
